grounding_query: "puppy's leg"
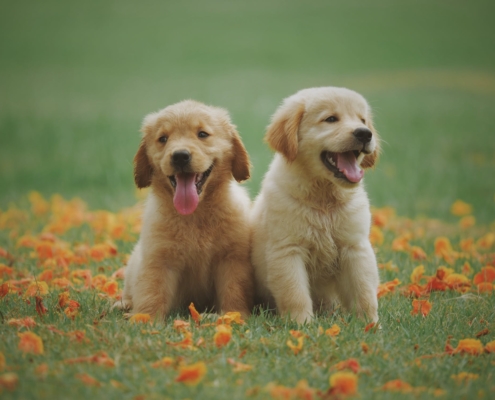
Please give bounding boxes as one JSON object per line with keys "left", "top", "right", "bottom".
{"left": 131, "top": 261, "right": 180, "bottom": 320}
{"left": 337, "top": 242, "right": 379, "bottom": 322}
{"left": 267, "top": 253, "right": 313, "bottom": 324}
{"left": 215, "top": 254, "right": 254, "bottom": 318}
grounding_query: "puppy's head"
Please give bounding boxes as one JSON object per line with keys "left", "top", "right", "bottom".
{"left": 265, "top": 87, "right": 380, "bottom": 188}
{"left": 135, "top": 100, "right": 250, "bottom": 215}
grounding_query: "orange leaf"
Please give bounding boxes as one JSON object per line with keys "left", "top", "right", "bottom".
{"left": 173, "top": 319, "right": 190, "bottom": 332}
{"left": 175, "top": 362, "right": 207, "bottom": 386}
{"left": 76, "top": 373, "right": 101, "bottom": 387}
{"left": 325, "top": 324, "right": 341, "bottom": 337}
{"left": 331, "top": 358, "right": 360, "bottom": 374}
{"left": 364, "top": 322, "right": 377, "bottom": 333}
{"left": 411, "top": 299, "right": 432, "bottom": 317}
{"left": 0, "top": 372, "right": 18, "bottom": 391}
{"left": 18, "top": 331, "right": 44, "bottom": 354}
{"left": 473, "top": 266, "right": 495, "bottom": 284}
{"left": 286, "top": 336, "right": 304, "bottom": 355}
{"left": 410, "top": 246, "right": 427, "bottom": 260}
{"left": 0, "top": 283, "right": 9, "bottom": 298}
{"left": 329, "top": 371, "right": 358, "bottom": 396}
{"left": 35, "top": 296, "right": 48, "bottom": 316}
{"left": 214, "top": 324, "right": 232, "bottom": 348}
{"left": 188, "top": 302, "right": 202, "bottom": 324}
{"left": 410, "top": 265, "right": 425, "bottom": 284}
{"left": 24, "top": 281, "right": 49, "bottom": 298}
{"left": 7, "top": 317, "right": 36, "bottom": 329}
{"left": 381, "top": 379, "right": 413, "bottom": 392}
{"left": 167, "top": 332, "right": 195, "bottom": 349}
{"left": 217, "top": 311, "right": 245, "bottom": 325}
{"left": 377, "top": 278, "right": 401, "bottom": 298}
{"left": 129, "top": 313, "right": 151, "bottom": 324}
{"left": 485, "top": 340, "right": 495, "bottom": 353}
{"left": 453, "top": 338, "right": 484, "bottom": 355}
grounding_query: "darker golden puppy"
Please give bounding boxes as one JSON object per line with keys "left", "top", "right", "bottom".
{"left": 117, "top": 100, "right": 254, "bottom": 319}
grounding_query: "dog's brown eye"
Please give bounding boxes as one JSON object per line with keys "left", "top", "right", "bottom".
{"left": 158, "top": 136, "right": 168, "bottom": 144}
{"left": 325, "top": 116, "right": 339, "bottom": 123}
{"left": 198, "top": 131, "right": 209, "bottom": 138}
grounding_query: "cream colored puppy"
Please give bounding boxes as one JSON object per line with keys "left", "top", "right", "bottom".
{"left": 251, "top": 87, "right": 380, "bottom": 323}
{"left": 117, "top": 100, "right": 254, "bottom": 319}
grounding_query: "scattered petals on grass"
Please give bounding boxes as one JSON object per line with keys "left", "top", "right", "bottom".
{"left": 167, "top": 332, "right": 196, "bottom": 350}
{"left": 76, "top": 373, "right": 102, "bottom": 387}
{"left": 325, "top": 324, "right": 341, "bottom": 337}
{"left": 286, "top": 336, "right": 304, "bottom": 355}
{"left": 410, "top": 246, "right": 427, "bottom": 260}
{"left": 267, "top": 379, "right": 315, "bottom": 399}
{"left": 0, "top": 373, "right": 19, "bottom": 391}
{"left": 129, "top": 313, "right": 151, "bottom": 324}
{"left": 453, "top": 339, "right": 484, "bottom": 355}
{"left": 364, "top": 322, "right": 377, "bottom": 333}
{"left": 411, "top": 299, "right": 432, "bottom": 316}
{"left": 331, "top": 358, "right": 360, "bottom": 374}
{"left": 173, "top": 319, "right": 190, "bottom": 332}
{"left": 473, "top": 266, "right": 495, "bottom": 284}
{"left": 214, "top": 324, "right": 233, "bottom": 348}
{"left": 8, "top": 317, "right": 37, "bottom": 329}
{"left": 217, "top": 311, "right": 245, "bottom": 325}
{"left": 64, "top": 351, "right": 115, "bottom": 367}
{"left": 18, "top": 331, "right": 44, "bottom": 355}
{"left": 451, "top": 372, "right": 479, "bottom": 384}
{"left": 450, "top": 200, "right": 472, "bottom": 216}
{"left": 329, "top": 371, "right": 358, "bottom": 396}
{"left": 188, "top": 302, "right": 202, "bottom": 324}
{"left": 175, "top": 361, "right": 207, "bottom": 386}
{"left": 227, "top": 358, "right": 253, "bottom": 373}
{"left": 377, "top": 278, "right": 401, "bottom": 298}
{"left": 381, "top": 379, "right": 413, "bottom": 393}
{"left": 24, "top": 281, "right": 49, "bottom": 297}
{"left": 151, "top": 357, "right": 174, "bottom": 369}
{"left": 410, "top": 265, "right": 425, "bottom": 284}
{"left": 484, "top": 341, "right": 495, "bottom": 353}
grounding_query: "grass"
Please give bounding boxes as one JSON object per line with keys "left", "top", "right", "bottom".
{"left": 1, "top": 0, "right": 495, "bottom": 220}
{"left": 0, "top": 195, "right": 494, "bottom": 399}
{"left": 1, "top": 0, "right": 495, "bottom": 398}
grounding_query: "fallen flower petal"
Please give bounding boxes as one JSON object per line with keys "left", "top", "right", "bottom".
{"left": 76, "top": 373, "right": 102, "bottom": 387}
{"left": 8, "top": 317, "right": 36, "bottom": 329}
{"left": 286, "top": 336, "right": 304, "bottom": 355}
{"left": 0, "top": 372, "right": 18, "bottom": 391}
{"left": 18, "top": 331, "right": 44, "bottom": 354}
{"left": 175, "top": 361, "right": 207, "bottom": 386}
{"left": 325, "top": 324, "right": 341, "bottom": 337}
{"left": 411, "top": 299, "right": 432, "bottom": 317}
{"left": 214, "top": 324, "right": 233, "bottom": 348}
{"left": 129, "top": 313, "right": 151, "bottom": 324}
{"left": 151, "top": 357, "right": 174, "bottom": 368}
{"left": 227, "top": 358, "right": 253, "bottom": 373}
{"left": 451, "top": 372, "right": 479, "bottom": 384}
{"left": 188, "top": 302, "right": 202, "bottom": 324}
{"left": 329, "top": 371, "right": 358, "bottom": 396}
{"left": 473, "top": 266, "right": 495, "bottom": 285}
{"left": 331, "top": 358, "right": 360, "bottom": 374}
{"left": 484, "top": 340, "right": 495, "bottom": 353}
{"left": 381, "top": 379, "right": 413, "bottom": 392}
{"left": 173, "top": 319, "right": 190, "bottom": 332}
{"left": 453, "top": 339, "right": 484, "bottom": 355}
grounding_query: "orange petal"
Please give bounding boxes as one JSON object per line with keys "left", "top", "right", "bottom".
{"left": 325, "top": 324, "right": 341, "bottom": 337}
{"left": 18, "top": 331, "right": 44, "bottom": 355}
{"left": 188, "top": 302, "right": 202, "bottom": 324}
{"left": 453, "top": 338, "right": 484, "bottom": 355}
{"left": 329, "top": 371, "right": 358, "bottom": 396}
{"left": 175, "top": 362, "right": 207, "bottom": 386}
{"left": 214, "top": 324, "right": 232, "bottom": 348}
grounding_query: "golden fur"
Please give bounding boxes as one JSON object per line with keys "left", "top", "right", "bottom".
{"left": 117, "top": 100, "right": 254, "bottom": 319}
{"left": 251, "top": 87, "right": 381, "bottom": 323}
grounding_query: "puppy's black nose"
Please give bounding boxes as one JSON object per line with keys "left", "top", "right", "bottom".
{"left": 353, "top": 128, "right": 372, "bottom": 144}
{"left": 172, "top": 150, "right": 191, "bottom": 168}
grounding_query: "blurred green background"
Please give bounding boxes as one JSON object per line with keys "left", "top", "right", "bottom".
{"left": 1, "top": 0, "right": 494, "bottom": 221}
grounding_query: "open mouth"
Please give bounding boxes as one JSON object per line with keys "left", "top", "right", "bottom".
{"left": 168, "top": 164, "right": 214, "bottom": 215}
{"left": 321, "top": 150, "right": 365, "bottom": 184}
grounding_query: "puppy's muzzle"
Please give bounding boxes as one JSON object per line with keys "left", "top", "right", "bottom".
{"left": 353, "top": 128, "right": 372, "bottom": 144}
{"left": 172, "top": 150, "right": 191, "bottom": 169}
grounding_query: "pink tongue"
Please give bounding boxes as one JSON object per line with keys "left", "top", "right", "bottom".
{"left": 173, "top": 173, "right": 199, "bottom": 215}
{"left": 336, "top": 152, "right": 364, "bottom": 183}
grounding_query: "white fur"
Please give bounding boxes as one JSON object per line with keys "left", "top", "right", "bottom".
{"left": 251, "top": 87, "right": 380, "bottom": 324}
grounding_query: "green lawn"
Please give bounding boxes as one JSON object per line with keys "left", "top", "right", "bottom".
{"left": 1, "top": 1, "right": 495, "bottom": 399}
{"left": 1, "top": 0, "right": 495, "bottom": 220}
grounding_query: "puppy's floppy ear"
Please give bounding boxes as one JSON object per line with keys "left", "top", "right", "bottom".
{"left": 231, "top": 128, "right": 251, "bottom": 182}
{"left": 134, "top": 112, "right": 158, "bottom": 188}
{"left": 265, "top": 98, "right": 305, "bottom": 162}
{"left": 361, "top": 117, "right": 381, "bottom": 169}
{"left": 134, "top": 140, "right": 153, "bottom": 188}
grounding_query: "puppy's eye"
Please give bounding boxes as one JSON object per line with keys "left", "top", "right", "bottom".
{"left": 158, "top": 136, "right": 168, "bottom": 144}
{"left": 325, "top": 116, "right": 339, "bottom": 123}
{"left": 198, "top": 131, "right": 209, "bottom": 138}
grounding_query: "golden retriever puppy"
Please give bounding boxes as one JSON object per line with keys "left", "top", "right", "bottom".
{"left": 117, "top": 100, "right": 254, "bottom": 319}
{"left": 251, "top": 87, "right": 380, "bottom": 324}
